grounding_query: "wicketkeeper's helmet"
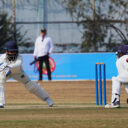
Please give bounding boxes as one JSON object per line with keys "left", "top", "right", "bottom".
{"left": 116, "top": 44, "right": 128, "bottom": 58}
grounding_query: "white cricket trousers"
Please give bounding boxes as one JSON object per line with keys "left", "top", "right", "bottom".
{"left": 0, "top": 71, "right": 49, "bottom": 105}
{"left": 111, "top": 72, "right": 128, "bottom": 103}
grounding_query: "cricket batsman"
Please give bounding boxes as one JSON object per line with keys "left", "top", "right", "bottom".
{"left": 0, "top": 41, "right": 54, "bottom": 108}
{"left": 105, "top": 44, "right": 128, "bottom": 108}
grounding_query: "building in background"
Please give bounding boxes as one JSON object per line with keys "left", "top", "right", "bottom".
{"left": 0, "top": 0, "right": 127, "bottom": 53}
{"left": 0, "top": 0, "right": 82, "bottom": 53}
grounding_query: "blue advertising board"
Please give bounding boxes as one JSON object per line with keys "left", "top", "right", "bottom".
{"left": 22, "top": 53, "right": 117, "bottom": 81}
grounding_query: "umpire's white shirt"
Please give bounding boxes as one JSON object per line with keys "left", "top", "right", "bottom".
{"left": 33, "top": 35, "right": 53, "bottom": 57}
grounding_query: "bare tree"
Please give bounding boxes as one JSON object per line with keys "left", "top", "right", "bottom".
{"left": 61, "top": 0, "right": 128, "bottom": 52}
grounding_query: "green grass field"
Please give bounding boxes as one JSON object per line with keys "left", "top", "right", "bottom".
{"left": 0, "top": 81, "right": 128, "bottom": 128}
{"left": 0, "top": 106, "right": 128, "bottom": 128}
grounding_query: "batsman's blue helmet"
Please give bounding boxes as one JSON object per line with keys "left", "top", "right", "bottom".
{"left": 5, "top": 41, "right": 18, "bottom": 61}
{"left": 117, "top": 44, "right": 128, "bottom": 54}
{"left": 4, "top": 41, "right": 18, "bottom": 51}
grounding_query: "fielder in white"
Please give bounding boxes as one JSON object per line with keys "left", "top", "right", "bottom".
{"left": 0, "top": 41, "right": 54, "bottom": 108}
{"left": 105, "top": 44, "right": 128, "bottom": 108}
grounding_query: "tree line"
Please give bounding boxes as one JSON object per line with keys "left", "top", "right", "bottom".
{"left": 0, "top": 0, "right": 128, "bottom": 53}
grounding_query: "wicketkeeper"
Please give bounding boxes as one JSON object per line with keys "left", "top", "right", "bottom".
{"left": 0, "top": 41, "right": 54, "bottom": 108}
{"left": 105, "top": 44, "right": 128, "bottom": 108}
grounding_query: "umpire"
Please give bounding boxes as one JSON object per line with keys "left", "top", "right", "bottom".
{"left": 33, "top": 28, "right": 54, "bottom": 81}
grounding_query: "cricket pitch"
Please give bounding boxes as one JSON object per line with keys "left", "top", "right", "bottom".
{"left": 0, "top": 81, "right": 127, "bottom": 128}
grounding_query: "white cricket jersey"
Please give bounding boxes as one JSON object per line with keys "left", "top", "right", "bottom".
{"left": 116, "top": 55, "right": 128, "bottom": 80}
{"left": 0, "top": 54, "right": 23, "bottom": 74}
{"left": 33, "top": 35, "right": 54, "bottom": 57}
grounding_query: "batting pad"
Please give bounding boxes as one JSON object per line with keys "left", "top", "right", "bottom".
{"left": 25, "top": 81, "right": 49, "bottom": 101}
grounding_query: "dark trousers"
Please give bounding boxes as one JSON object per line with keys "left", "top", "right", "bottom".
{"left": 38, "top": 55, "right": 51, "bottom": 80}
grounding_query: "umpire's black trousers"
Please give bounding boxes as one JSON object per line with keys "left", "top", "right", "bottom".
{"left": 38, "top": 55, "right": 51, "bottom": 80}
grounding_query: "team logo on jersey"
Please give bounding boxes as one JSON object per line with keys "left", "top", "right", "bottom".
{"left": 36, "top": 57, "right": 56, "bottom": 74}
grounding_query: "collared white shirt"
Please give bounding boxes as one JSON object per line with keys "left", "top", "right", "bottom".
{"left": 33, "top": 35, "right": 54, "bottom": 57}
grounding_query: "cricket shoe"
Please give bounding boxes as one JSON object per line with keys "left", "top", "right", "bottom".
{"left": 46, "top": 97, "right": 54, "bottom": 107}
{"left": 0, "top": 106, "right": 4, "bottom": 108}
{"left": 0, "top": 104, "right": 4, "bottom": 108}
{"left": 105, "top": 101, "right": 120, "bottom": 108}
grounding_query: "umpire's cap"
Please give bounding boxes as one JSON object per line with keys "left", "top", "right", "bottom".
{"left": 117, "top": 44, "right": 128, "bottom": 54}
{"left": 4, "top": 41, "right": 18, "bottom": 51}
{"left": 41, "top": 28, "right": 47, "bottom": 33}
